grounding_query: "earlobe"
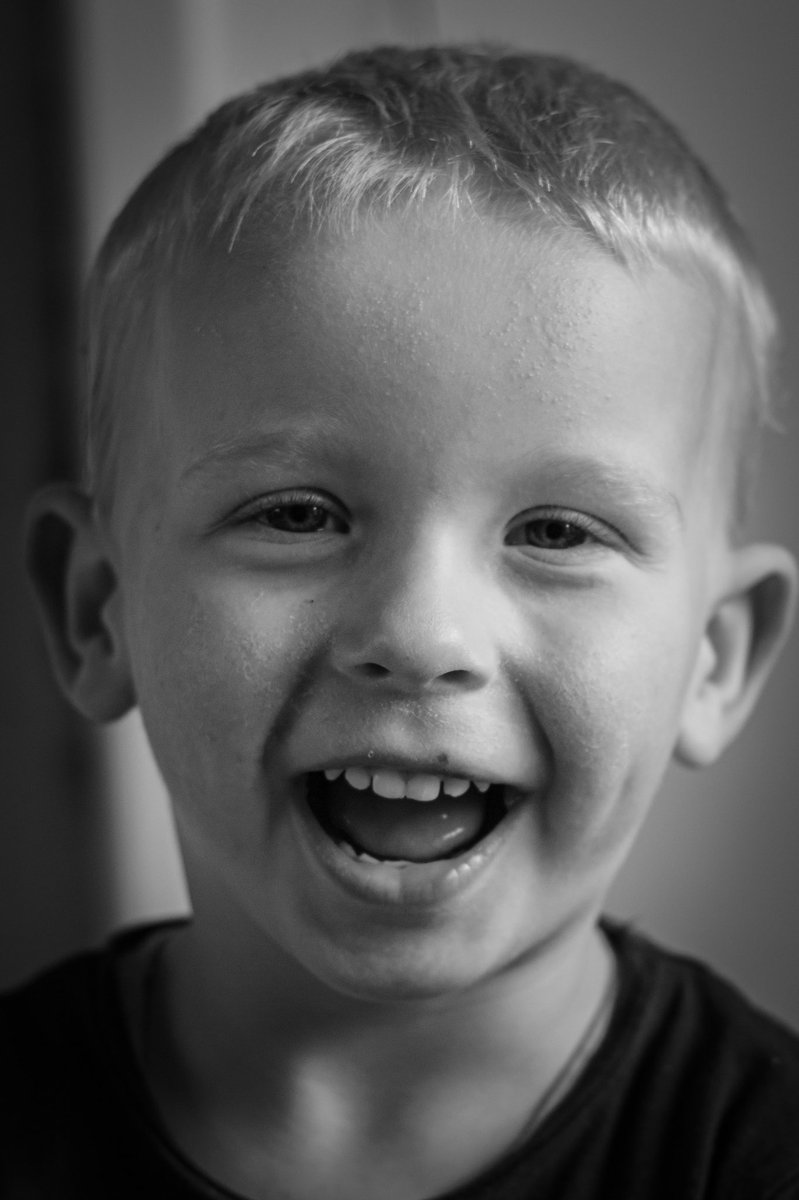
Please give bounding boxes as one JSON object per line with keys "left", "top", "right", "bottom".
{"left": 676, "top": 543, "right": 798, "bottom": 767}
{"left": 25, "top": 483, "right": 136, "bottom": 722}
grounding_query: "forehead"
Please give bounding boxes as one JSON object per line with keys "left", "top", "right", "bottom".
{"left": 115, "top": 211, "right": 735, "bottom": 531}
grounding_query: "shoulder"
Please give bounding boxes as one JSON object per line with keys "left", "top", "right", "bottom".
{"left": 0, "top": 947, "right": 102, "bottom": 1080}
{"left": 0, "top": 924, "right": 202, "bottom": 1198}
{"left": 0, "top": 921, "right": 181, "bottom": 1071}
{"left": 0, "top": 947, "right": 110, "bottom": 1190}
{"left": 610, "top": 920, "right": 799, "bottom": 1077}
{"left": 606, "top": 921, "right": 799, "bottom": 1198}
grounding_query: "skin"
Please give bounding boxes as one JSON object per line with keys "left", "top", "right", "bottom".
{"left": 29, "top": 209, "right": 797, "bottom": 1198}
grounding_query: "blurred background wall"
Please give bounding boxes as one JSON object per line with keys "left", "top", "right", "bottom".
{"left": 5, "top": 0, "right": 798, "bottom": 1026}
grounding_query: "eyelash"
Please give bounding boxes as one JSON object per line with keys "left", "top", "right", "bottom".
{"left": 504, "top": 508, "right": 616, "bottom": 553}
{"left": 232, "top": 490, "right": 350, "bottom": 537}
{"left": 229, "top": 494, "right": 618, "bottom": 556}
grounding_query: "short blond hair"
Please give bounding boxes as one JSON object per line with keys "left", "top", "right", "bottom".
{"left": 85, "top": 44, "right": 778, "bottom": 524}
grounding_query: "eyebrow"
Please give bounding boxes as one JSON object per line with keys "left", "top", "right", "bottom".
{"left": 529, "top": 454, "right": 684, "bottom": 528}
{"left": 179, "top": 423, "right": 350, "bottom": 484}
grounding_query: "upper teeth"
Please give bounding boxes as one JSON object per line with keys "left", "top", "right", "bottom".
{"left": 323, "top": 767, "right": 492, "bottom": 802}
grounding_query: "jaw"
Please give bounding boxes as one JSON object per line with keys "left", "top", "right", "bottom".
{"left": 175, "top": 769, "right": 619, "bottom": 1008}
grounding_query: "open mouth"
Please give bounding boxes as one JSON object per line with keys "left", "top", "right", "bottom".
{"left": 305, "top": 768, "right": 516, "bottom": 865}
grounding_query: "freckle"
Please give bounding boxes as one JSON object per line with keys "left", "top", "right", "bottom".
{"left": 436, "top": 751, "right": 449, "bottom": 765}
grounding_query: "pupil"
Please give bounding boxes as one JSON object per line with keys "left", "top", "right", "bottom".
{"left": 273, "top": 504, "right": 324, "bottom": 532}
{"left": 530, "top": 519, "right": 583, "bottom": 548}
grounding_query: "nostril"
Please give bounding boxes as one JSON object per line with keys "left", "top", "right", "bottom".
{"left": 349, "top": 662, "right": 481, "bottom": 687}
{"left": 439, "top": 672, "right": 475, "bottom": 691}
{"left": 359, "top": 662, "right": 392, "bottom": 679}
{"left": 440, "top": 669, "right": 476, "bottom": 686}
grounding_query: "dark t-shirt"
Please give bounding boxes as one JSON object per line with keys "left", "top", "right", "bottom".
{"left": 1, "top": 921, "right": 798, "bottom": 1199}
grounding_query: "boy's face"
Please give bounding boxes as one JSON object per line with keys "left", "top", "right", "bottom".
{"left": 109, "top": 211, "right": 736, "bottom": 999}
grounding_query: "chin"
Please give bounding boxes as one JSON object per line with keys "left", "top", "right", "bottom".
{"left": 306, "top": 946, "right": 496, "bottom": 1004}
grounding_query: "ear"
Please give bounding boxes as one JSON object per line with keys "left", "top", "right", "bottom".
{"left": 25, "top": 483, "right": 136, "bottom": 722}
{"left": 676, "top": 543, "right": 798, "bottom": 767}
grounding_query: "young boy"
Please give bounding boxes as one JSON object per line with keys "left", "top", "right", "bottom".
{"left": 7, "top": 44, "right": 799, "bottom": 1199}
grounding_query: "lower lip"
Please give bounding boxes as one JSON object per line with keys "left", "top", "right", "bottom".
{"left": 291, "top": 784, "right": 529, "bottom": 909}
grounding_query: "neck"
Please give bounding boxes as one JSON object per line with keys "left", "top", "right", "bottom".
{"left": 127, "top": 892, "right": 615, "bottom": 1199}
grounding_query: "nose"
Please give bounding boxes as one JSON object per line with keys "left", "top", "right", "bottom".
{"left": 331, "top": 530, "right": 498, "bottom": 693}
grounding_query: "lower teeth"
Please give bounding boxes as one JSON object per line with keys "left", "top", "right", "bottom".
{"left": 340, "top": 840, "right": 412, "bottom": 866}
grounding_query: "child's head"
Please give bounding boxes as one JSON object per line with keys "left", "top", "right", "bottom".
{"left": 86, "top": 44, "right": 775, "bottom": 530}
{"left": 28, "top": 46, "right": 796, "bottom": 1001}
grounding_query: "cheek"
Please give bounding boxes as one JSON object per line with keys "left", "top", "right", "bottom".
{"left": 126, "top": 567, "right": 324, "bottom": 800}
{"left": 533, "top": 599, "right": 701, "bottom": 855}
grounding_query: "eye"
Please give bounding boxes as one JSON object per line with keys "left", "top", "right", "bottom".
{"left": 505, "top": 509, "right": 612, "bottom": 554}
{"left": 261, "top": 502, "right": 339, "bottom": 534}
{"left": 233, "top": 490, "right": 349, "bottom": 538}
{"left": 513, "top": 517, "right": 591, "bottom": 551}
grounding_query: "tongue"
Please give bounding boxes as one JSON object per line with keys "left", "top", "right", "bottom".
{"left": 316, "top": 777, "right": 489, "bottom": 863}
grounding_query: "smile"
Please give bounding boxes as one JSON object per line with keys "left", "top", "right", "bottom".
{"left": 303, "top": 764, "right": 521, "bottom": 877}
